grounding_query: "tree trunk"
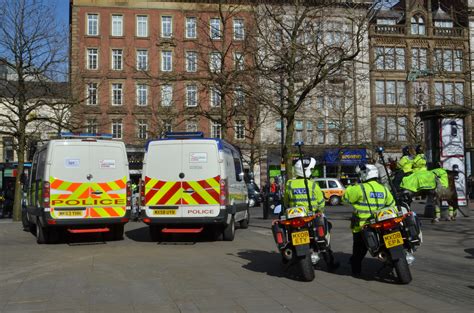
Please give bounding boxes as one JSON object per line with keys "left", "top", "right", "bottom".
{"left": 284, "top": 116, "right": 295, "bottom": 182}
{"left": 12, "top": 134, "right": 26, "bottom": 222}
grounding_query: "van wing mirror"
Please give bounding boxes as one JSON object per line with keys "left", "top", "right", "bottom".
{"left": 237, "top": 172, "right": 244, "bottom": 182}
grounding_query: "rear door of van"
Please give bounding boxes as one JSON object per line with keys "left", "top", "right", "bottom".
{"left": 144, "top": 140, "right": 220, "bottom": 218}
{"left": 49, "top": 141, "right": 128, "bottom": 220}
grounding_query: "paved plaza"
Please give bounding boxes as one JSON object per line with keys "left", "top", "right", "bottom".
{"left": 0, "top": 203, "right": 473, "bottom": 313}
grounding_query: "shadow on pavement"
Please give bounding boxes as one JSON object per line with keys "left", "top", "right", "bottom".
{"left": 464, "top": 248, "right": 474, "bottom": 259}
{"left": 233, "top": 249, "right": 288, "bottom": 279}
{"left": 331, "top": 251, "right": 399, "bottom": 284}
{"left": 125, "top": 225, "right": 227, "bottom": 244}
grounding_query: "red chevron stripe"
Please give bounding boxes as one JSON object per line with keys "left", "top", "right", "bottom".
{"left": 157, "top": 182, "right": 181, "bottom": 205}
{"left": 103, "top": 207, "right": 119, "bottom": 217}
{"left": 98, "top": 183, "right": 112, "bottom": 192}
{"left": 145, "top": 180, "right": 166, "bottom": 204}
{"left": 198, "top": 179, "right": 220, "bottom": 202}
{"left": 115, "top": 179, "right": 126, "bottom": 189}
{"left": 50, "top": 179, "right": 64, "bottom": 190}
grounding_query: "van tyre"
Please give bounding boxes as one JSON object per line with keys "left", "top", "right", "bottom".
{"left": 113, "top": 224, "right": 124, "bottom": 241}
{"left": 149, "top": 225, "right": 162, "bottom": 242}
{"left": 223, "top": 217, "right": 235, "bottom": 241}
{"left": 394, "top": 257, "right": 412, "bottom": 284}
{"left": 329, "top": 196, "right": 341, "bottom": 206}
{"left": 239, "top": 208, "right": 250, "bottom": 229}
{"left": 36, "top": 220, "right": 50, "bottom": 244}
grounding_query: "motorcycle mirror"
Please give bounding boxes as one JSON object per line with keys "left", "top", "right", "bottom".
{"left": 294, "top": 141, "right": 304, "bottom": 147}
{"left": 273, "top": 204, "right": 282, "bottom": 214}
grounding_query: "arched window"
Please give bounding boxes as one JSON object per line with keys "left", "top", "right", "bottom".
{"left": 411, "top": 15, "right": 425, "bottom": 35}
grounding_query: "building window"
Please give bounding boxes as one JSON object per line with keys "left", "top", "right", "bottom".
{"left": 210, "top": 87, "right": 221, "bottom": 107}
{"left": 185, "top": 17, "right": 197, "bottom": 39}
{"left": 136, "top": 15, "right": 148, "bottom": 37}
{"left": 186, "top": 51, "right": 197, "bottom": 72}
{"left": 306, "top": 121, "right": 313, "bottom": 145}
{"left": 111, "top": 83, "right": 123, "bottom": 106}
{"left": 375, "top": 80, "right": 406, "bottom": 106}
{"left": 186, "top": 121, "right": 198, "bottom": 132}
{"left": 234, "top": 52, "right": 244, "bottom": 70}
{"left": 295, "top": 120, "right": 303, "bottom": 142}
{"left": 411, "top": 48, "right": 427, "bottom": 71}
{"left": 136, "top": 84, "right": 148, "bottom": 106}
{"left": 164, "top": 120, "right": 172, "bottom": 133}
{"left": 316, "top": 96, "right": 324, "bottom": 110}
{"left": 435, "top": 81, "right": 464, "bottom": 106}
{"left": 434, "top": 49, "right": 463, "bottom": 72}
{"left": 376, "top": 18, "right": 396, "bottom": 25}
{"left": 137, "top": 119, "right": 148, "bottom": 139}
{"left": 161, "top": 16, "right": 173, "bottom": 38}
{"left": 161, "top": 50, "right": 172, "bottom": 72}
{"left": 434, "top": 20, "right": 453, "bottom": 28}
{"left": 86, "top": 48, "right": 98, "bottom": 70}
{"left": 209, "top": 52, "right": 222, "bottom": 73}
{"left": 136, "top": 49, "right": 148, "bottom": 71}
{"left": 234, "top": 86, "right": 245, "bottom": 106}
{"left": 186, "top": 84, "right": 198, "bottom": 107}
{"left": 275, "top": 120, "right": 282, "bottom": 131}
{"left": 411, "top": 15, "right": 425, "bottom": 35}
{"left": 233, "top": 19, "right": 244, "bottom": 40}
{"left": 211, "top": 121, "right": 221, "bottom": 138}
{"left": 87, "top": 13, "right": 99, "bottom": 36}
{"left": 111, "top": 15, "right": 123, "bottom": 37}
{"left": 235, "top": 120, "right": 245, "bottom": 139}
{"left": 374, "top": 47, "right": 405, "bottom": 70}
{"left": 86, "top": 119, "right": 98, "bottom": 134}
{"left": 376, "top": 116, "right": 408, "bottom": 142}
{"left": 161, "top": 84, "right": 173, "bottom": 107}
{"left": 112, "top": 49, "right": 123, "bottom": 70}
{"left": 210, "top": 18, "right": 221, "bottom": 40}
{"left": 112, "top": 119, "right": 122, "bottom": 139}
{"left": 86, "top": 83, "right": 98, "bottom": 105}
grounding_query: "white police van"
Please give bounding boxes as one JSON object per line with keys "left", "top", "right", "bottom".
{"left": 140, "top": 132, "right": 249, "bottom": 241}
{"left": 24, "top": 133, "right": 131, "bottom": 244}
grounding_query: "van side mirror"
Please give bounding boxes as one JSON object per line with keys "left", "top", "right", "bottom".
{"left": 237, "top": 172, "right": 244, "bottom": 182}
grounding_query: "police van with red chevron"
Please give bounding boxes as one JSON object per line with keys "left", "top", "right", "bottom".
{"left": 23, "top": 133, "right": 131, "bottom": 244}
{"left": 140, "top": 132, "right": 249, "bottom": 241}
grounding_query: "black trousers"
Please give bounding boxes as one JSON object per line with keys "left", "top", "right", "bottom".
{"left": 350, "top": 232, "right": 368, "bottom": 274}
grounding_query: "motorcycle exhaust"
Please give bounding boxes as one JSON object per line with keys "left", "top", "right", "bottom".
{"left": 283, "top": 248, "right": 293, "bottom": 260}
{"left": 406, "top": 252, "right": 415, "bottom": 265}
{"left": 377, "top": 251, "right": 387, "bottom": 262}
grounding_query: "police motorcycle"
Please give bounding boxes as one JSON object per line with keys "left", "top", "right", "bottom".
{"left": 359, "top": 148, "right": 422, "bottom": 284}
{"left": 271, "top": 142, "right": 331, "bottom": 282}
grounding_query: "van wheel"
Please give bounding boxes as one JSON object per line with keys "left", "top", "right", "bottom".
{"left": 149, "top": 225, "right": 162, "bottom": 242}
{"left": 329, "top": 196, "right": 341, "bottom": 206}
{"left": 36, "top": 220, "right": 50, "bottom": 244}
{"left": 223, "top": 217, "right": 235, "bottom": 241}
{"left": 239, "top": 208, "right": 250, "bottom": 229}
{"left": 113, "top": 224, "right": 124, "bottom": 241}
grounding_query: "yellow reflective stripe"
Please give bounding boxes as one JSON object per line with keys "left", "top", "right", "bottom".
{"left": 188, "top": 181, "right": 219, "bottom": 204}
{"left": 148, "top": 181, "right": 175, "bottom": 205}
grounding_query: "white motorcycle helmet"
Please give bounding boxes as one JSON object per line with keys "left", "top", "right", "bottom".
{"left": 356, "top": 164, "right": 379, "bottom": 182}
{"left": 294, "top": 157, "right": 317, "bottom": 178}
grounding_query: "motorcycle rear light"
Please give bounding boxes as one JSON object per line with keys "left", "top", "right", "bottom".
{"left": 280, "top": 216, "right": 315, "bottom": 228}
{"left": 370, "top": 217, "right": 404, "bottom": 230}
{"left": 43, "top": 181, "right": 50, "bottom": 208}
{"left": 318, "top": 226, "right": 325, "bottom": 238}
{"left": 126, "top": 181, "right": 131, "bottom": 206}
{"left": 276, "top": 232, "right": 284, "bottom": 244}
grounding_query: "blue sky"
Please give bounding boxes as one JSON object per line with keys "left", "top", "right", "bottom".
{"left": 54, "top": 0, "right": 70, "bottom": 27}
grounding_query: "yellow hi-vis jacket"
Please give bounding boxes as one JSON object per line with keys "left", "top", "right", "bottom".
{"left": 283, "top": 178, "right": 325, "bottom": 213}
{"left": 398, "top": 155, "right": 414, "bottom": 174}
{"left": 343, "top": 180, "right": 396, "bottom": 233}
{"left": 400, "top": 169, "right": 436, "bottom": 193}
{"left": 413, "top": 154, "right": 427, "bottom": 172}
{"left": 431, "top": 168, "right": 449, "bottom": 188}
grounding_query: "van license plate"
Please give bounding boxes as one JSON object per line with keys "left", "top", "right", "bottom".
{"left": 57, "top": 211, "right": 83, "bottom": 217}
{"left": 291, "top": 230, "right": 310, "bottom": 246}
{"left": 153, "top": 209, "right": 176, "bottom": 216}
{"left": 383, "top": 231, "right": 403, "bottom": 248}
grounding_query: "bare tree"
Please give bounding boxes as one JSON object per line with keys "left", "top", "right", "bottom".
{"left": 0, "top": 0, "right": 68, "bottom": 221}
{"left": 252, "top": 0, "right": 371, "bottom": 180}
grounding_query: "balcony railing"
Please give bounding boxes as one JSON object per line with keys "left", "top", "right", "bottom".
{"left": 433, "top": 27, "right": 465, "bottom": 37}
{"left": 371, "top": 24, "right": 405, "bottom": 35}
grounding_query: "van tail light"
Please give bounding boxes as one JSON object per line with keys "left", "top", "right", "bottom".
{"left": 43, "top": 182, "right": 50, "bottom": 208}
{"left": 140, "top": 179, "right": 145, "bottom": 206}
{"left": 126, "top": 181, "right": 131, "bottom": 207}
{"left": 220, "top": 179, "right": 229, "bottom": 206}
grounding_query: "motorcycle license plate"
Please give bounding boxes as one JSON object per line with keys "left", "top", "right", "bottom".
{"left": 291, "top": 230, "right": 310, "bottom": 246}
{"left": 383, "top": 231, "right": 403, "bottom": 248}
{"left": 153, "top": 209, "right": 176, "bottom": 216}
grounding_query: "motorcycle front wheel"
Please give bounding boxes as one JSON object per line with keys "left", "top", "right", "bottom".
{"left": 394, "top": 257, "right": 412, "bottom": 284}
{"left": 297, "top": 251, "right": 315, "bottom": 282}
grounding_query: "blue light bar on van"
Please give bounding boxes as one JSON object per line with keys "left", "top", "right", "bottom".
{"left": 60, "top": 132, "right": 113, "bottom": 139}
{"left": 164, "top": 132, "right": 204, "bottom": 139}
